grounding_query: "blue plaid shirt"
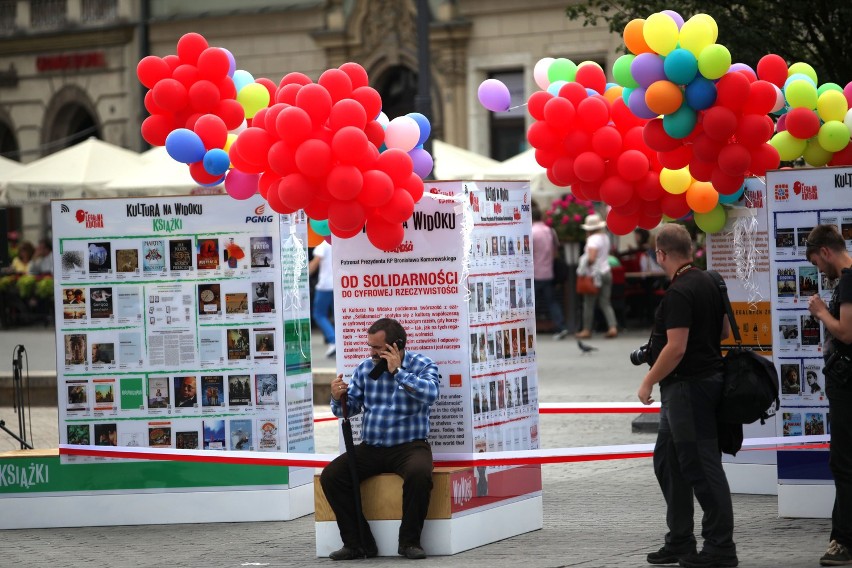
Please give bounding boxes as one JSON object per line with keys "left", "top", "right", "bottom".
{"left": 330, "top": 350, "right": 440, "bottom": 447}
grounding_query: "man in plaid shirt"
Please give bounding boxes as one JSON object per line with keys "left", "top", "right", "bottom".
{"left": 321, "top": 317, "right": 441, "bottom": 561}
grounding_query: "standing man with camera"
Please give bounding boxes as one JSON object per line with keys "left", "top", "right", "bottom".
{"left": 636, "top": 223, "right": 736, "bottom": 568}
{"left": 320, "top": 317, "right": 441, "bottom": 561}
{"left": 805, "top": 225, "right": 852, "bottom": 566}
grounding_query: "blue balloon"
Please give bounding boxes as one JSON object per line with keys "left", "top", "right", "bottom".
{"left": 165, "top": 129, "right": 206, "bottom": 164}
{"left": 684, "top": 76, "right": 716, "bottom": 110}
{"left": 202, "top": 148, "right": 230, "bottom": 176}
{"left": 547, "top": 80, "right": 567, "bottom": 96}
{"left": 784, "top": 73, "right": 816, "bottom": 90}
{"left": 663, "top": 104, "right": 697, "bottom": 139}
{"left": 621, "top": 86, "right": 634, "bottom": 106}
{"left": 719, "top": 184, "right": 746, "bottom": 204}
{"left": 585, "top": 87, "right": 599, "bottom": 97}
{"left": 232, "top": 69, "right": 255, "bottom": 92}
{"left": 664, "top": 48, "right": 698, "bottom": 85}
{"left": 407, "top": 112, "right": 431, "bottom": 146}
{"left": 605, "top": 82, "right": 619, "bottom": 92}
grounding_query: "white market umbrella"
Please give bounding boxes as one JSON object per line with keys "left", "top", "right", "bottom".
{"left": 432, "top": 140, "right": 500, "bottom": 180}
{"left": 482, "top": 147, "right": 564, "bottom": 206}
{"left": 104, "top": 146, "right": 223, "bottom": 197}
{"left": 0, "top": 156, "right": 25, "bottom": 205}
{"left": 1, "top": 137, "right": 144, "bottom": 206}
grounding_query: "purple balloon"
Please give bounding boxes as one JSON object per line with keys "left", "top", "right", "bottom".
{"left": 661, "top": 10, "right": 684, "bottom": 29}
{"left": 221, "top": 48, "right": 236, "bottom": 78}
{"left": 729, "top": 62, "right": 756, "bottom": 80}
{"left": 631, "top": 53, "right": 667, "bottom": 89}
{"left": 776, "top": 112, "right": 787, "bottom": 133}
{"left": 408, "top": 147, "right": 434, "bottom": 179}
{"left": 627, "top": 88, "right": 658, "bottom": 120}
{"left": 478, "top": 79, "right": 511, "bottom": 112}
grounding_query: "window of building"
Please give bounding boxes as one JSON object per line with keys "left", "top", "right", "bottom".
{"left": 81, "top": 0, "right": 117, "bottom": 23}
{"left": 31, "top": 0, "right": 67, "bottom": 29}
{"left": 488, "top": 70, "right": 525, "bottom": 161}
{"left": 0, "top": 0, "right": 16, "bottom": 34}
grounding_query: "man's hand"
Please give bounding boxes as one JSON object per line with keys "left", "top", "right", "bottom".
{"left": 638, "top": 377, "right": 655, "bottom": 405}
{"left": 809, "top": 295, "right": 828, "bottom": 319}
{"left": 380, "top": 342, "right": 402, "bottom": 374}
{"left": 331, "top": 374, "right": 347, "bottom": 401}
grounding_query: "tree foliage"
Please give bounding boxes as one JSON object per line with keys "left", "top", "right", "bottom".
{"left": 565, "top": 0, "right": 852, "bottom": 85}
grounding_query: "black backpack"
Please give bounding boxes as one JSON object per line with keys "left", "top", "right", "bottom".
{"left": 707, "top": 271, "right": 780, "bottom": 425}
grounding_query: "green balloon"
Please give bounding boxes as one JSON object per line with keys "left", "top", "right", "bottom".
{"left": 694, "top": 204, "right": 727, "bottom": 234}
{"left": 817, "top": 121, "right": 851, "bottom": 153}
{"left": 309, "top": 218, "right": 331, "bottom": 236}
{"left": 547, "top": 58, "right": 577, "bottom": 83}
{"left": 663, "top": 104, "right": 697, "bottom": 139}
{"left": 770, "top": 131, "right": 807, "bottom": 161}
{"left": 817, "top": 82, "right": 843, "bottom": 96}
{"left": 613, "top": 54, "right": 638, "bottom": 89}
{"left": 786, "top": 80, "right": 818, "bottom": 109}
{"left": 696, "top": 44, "right": 730, "bottom": 80}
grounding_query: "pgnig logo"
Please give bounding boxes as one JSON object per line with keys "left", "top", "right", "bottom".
{"left": 245, "top": 204, "right": 273, "bottom": 223}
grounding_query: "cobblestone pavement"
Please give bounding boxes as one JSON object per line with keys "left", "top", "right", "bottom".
{"left": 0, "top": 327, "right": 831, "bottom": 567}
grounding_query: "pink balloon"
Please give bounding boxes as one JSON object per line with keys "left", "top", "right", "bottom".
{"left": 225, "top": 169, "right": 259, "bottom": 200}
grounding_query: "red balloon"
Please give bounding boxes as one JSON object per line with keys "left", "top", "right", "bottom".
{"left": 575, "top": 64, "right": 607, "bottom": 95}
{"left": 279, "top": 72, "right": 312, "bottom": 87}
{"left": 366, "top": 216, "right": 405, "bottom": 251}
{"left": 144, "top": 90, "right": 167, "bottom": 116}
{"left": 189, "top": 160, "right": 223, "bottom": 185}
{"left": 577, "top": 97, "right": 610, "bottom": 133}
{"left": 573, "top": 151, "right": 606, "bottom": 182}
{"left": 177, "top": 33, "right": 208, "bottom": 65}
{"left": 376, "top": 149, "right": 414, "bottom": 186}
{"left": 550, "top": 156, "right": 577, "bottom": 186}
{"left": 378, "top": 188, "right": 415, "bottom": 224}
{"left": 689, "top": 156, "right": 715, "bottom": 182}
{"left": 266, "top": 180, "right": 297, "bottom": 214}
{"left": 829, "top": 144, "right": 852, "bottom": 166}
{"left": 255, "top": 78, "right": 277, "bottom": 103}
{"left": 303, "top": 197, "right": 330, "bottom": 221}
{"left": 402, "top": 173, "right": 424, "bottom": 203}
{"left": 141, "top": 114, "right": 174, "bottom": 146}
{"left": 327, "top": 165, "right": 364, "bottom": 201}
{"left": 258, "top": 172, "right": 281, "bottom": 198}
{"left": 197, "top": 47, "right": 230, "bottom": 81}
{"left": 328, "top": 200, "right": 367, "bottom": 232}
{"left": 622, "top": 126, "right": 648, "bottom": 154}
{"left": 543, "top": 97, "right": 576, "bottom": 134}
{"left": 691, "top": 132, "right": 723, "bottom": 162}
{"left": 749, "top": 143, "right": 780, "bottom": 175}
{"left": 717, "top": 143, "right": 752, "bottom": 177}
{"left": 275, "top": 83, "right": 302, "bottom": 105}
{"left": 558, "top": 82, "right": 588, "bottom": 107}
{"left": 295, "top": 139, "right": 332, "bottom": 178}
{"left": 295, "top": 84, "right": 333, "bottom": 125}
{"left": 591, "top": 126, "right": 622, "bottom": 159}
{"left": 612, "top": 193, "right": 643, "bottom": 216}
{"left": 263, "top": 103, "right": 287, "bottom": 133}
{"left": 172, "top": 64, "right": 200, "bottom": 89}
{"left": 638, "top": 209, "right": 663, "bottom": 230}
{"left": 635, "top": 171, "right": 664, "bottom": 201}
{"left": 562, "top": 129, "right": 592, "bottom": 156}
{"left": 643, "top": 118, "right": 682, "bottom": 152}
{"left": 278, "top": 173, "right": 315, "bottom": 210}
{"left": 660, "top": 191, "right": 691, "bottom": 219}
{"left": 152, "top": 78, "right": 188, "bottom": 113}
{"left": 332, "top": 126, "right": 372, "bottom": 166}
{"left": 527, "top": 121, "right": 561, "bottom": 150}
{"left": 267, "top": 140, "right": 297, "bottom": 176}
{"left": 215, "top": 99, "right": 245, "bottom": 130}
{"left": 329, "top": 99, "right": 368, "bottom": 132}
{"left": 574, "top": 180, "right": 600, "bottom": 201}
{"left": 535, "top": 147, "right": 560, "bottom": 169}
{"left": 735, "top": 114, "right": 773, "bottom": 147}
{"left": 715, "top": 72, "right": 750, "bottom": 112}
{"left": 193, "top": 114, "right": 228, "bottom": 150}
{"left": 216, "top": 75, "right": 237, "bottom": 100}
{"left": 237, "top": 127, "right": 275, "bottom": 165}
{"left": 742, "top": 80, "right": 777, "bottom": 115}
{"left": 527, "top": 91, "right": 554, "bottom": 121}
{"left": 318, "top": 69, "right": 353, "bottom": 103}
{"left": 137, "top": 56, "right": 171, "bottom": 89}
{"left": 756, "top": 54, "right": 788, "bottom": 88}
{"left": 784, "top": 108, "right": 820, "bottom": 140}
{"left": 599, "top": 175, "right": 633, "bottom": 207}
{"left": 339, "top": 62, "right": 369, "bottom": 89}
{"left": 188, "top": 80, "right": 220, "bottom": 113}
{"left": 350, "top": 86, "right": 383, "bottom": 122}
{"left": 365, "top": 120, "right": 385, "bottom": 149}
{"left": 711, "top": 167, "right": 745, "bottom": 195}
{"left": 702, "top": 106, "right": 738, "bottom": 143}
{"left": 275, "top": 106, "right": 313, "bottom": 146}
{"left": 605, "top": 209, "right": 640, "bottom": 236}
{"left": 358, "top": 170, "right": 394, "bottom": 207}
{"left": 616, "top": 150, "right": 649, "bottom": 182}
{"left": 611, "top": 98, "right": 647, "bottom": 131}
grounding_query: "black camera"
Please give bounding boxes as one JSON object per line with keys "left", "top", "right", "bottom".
{"left": 630, "top": 343, "right": 651, "bottom": 366}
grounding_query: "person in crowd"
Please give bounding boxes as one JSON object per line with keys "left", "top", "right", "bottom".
{"left": 29, "top": 238, "right": 53, "bottom": 275}
{"left": 310, "top": 240, "right": 336, "bottom": 358}
{"left": 531, "top": 203, "right": 569, "bottom": 340}
{"left": 576, "top": 213, "right": 618, "bottom": 339}
{"left": 9, "top": 240, "right": 34, "bottom": 274}
{"left": 805, "top": 225, "right": 852, "bottom": 566}
{"left": 637, "top": 223, "right": 737, "bottom": 568}
{"left": 321, "top": 318, "right": 440, "bottom": 561}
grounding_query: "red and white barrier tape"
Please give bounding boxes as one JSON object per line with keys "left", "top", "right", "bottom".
{"left": 59, "top": 434, "right": 829, "bottom": 469}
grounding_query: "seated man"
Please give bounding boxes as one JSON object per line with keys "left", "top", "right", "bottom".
{"left": 320, "top": 317, "right": 440, "bottom": 561}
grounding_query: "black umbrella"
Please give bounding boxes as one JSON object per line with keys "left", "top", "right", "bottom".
{"left": 340, "top": 393, "right": 369, "bottom": 556}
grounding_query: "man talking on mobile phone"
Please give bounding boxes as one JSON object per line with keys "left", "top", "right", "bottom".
{"left": 321, "top": 317, "right": 441, "bottom": 561}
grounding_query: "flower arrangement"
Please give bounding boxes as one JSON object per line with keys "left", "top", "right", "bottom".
{"left": 544, "top": 193, "right": 597, "bottom": 243}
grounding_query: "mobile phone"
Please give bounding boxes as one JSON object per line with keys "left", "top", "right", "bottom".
{"left": 368, "top": 339, "right": 404, "bottom": 380}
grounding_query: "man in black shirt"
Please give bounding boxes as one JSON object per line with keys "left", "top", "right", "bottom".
{"left": 637, "top": 223, "right": 736, "bottom": 568}
{"left": 806, "top": 224, "right": 852, "bottom": 566}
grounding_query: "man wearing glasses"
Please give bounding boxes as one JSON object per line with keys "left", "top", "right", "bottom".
{"left": 321, "top": 317, "right": 441, "bottom": 561}
{"left": 637, "top": 223, "right": 737, "bottom": 568}
{"left": 805, "top": 225, "right": 852, "bottom": 566}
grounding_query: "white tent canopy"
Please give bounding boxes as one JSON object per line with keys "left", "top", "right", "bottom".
{"left": 432, "top": 140, "right": 500, "bottom": 180}
{"left": 0, "top": 156, "right": 25, "bottom": 205}
{"left": 1, "top": 138, "right": 144, "bottom": 205}
{"left": 481, "top": 148, "right": 565, "bottom": 205}
{"left": 104, "top": 146, "right": 223, "bottom": 197}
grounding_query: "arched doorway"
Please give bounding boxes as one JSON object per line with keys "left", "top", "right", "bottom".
{"left": 0, "top": 118, "right": 19, "bottom": 161}
{"left": 42, "top": 86, "right": 101, "bottom": 156}
{"left": 374, "top": 65, "right": 418, "bottom": 123}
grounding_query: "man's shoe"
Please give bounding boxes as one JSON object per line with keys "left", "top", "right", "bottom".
{"left": 553, "top": 329, "right": 570, "bottom": 340}
{"left": 329, "top": 545, "right": 377, "bottom": 560}
{"left": 398, "top": 544, "right": 427, "bottom": 560}
{"left": 325, "top": 344, "right": 336, "bottom": 358}
{"left": 678, "top": 551, "right": 738, "bottom": 568}
{"left": 821, "top": 540, "right": 852, "bottom": 566}
{"left": 575, "top": 330, "right": 592, "bottom": 339}
{"left": 647, "top": 546, "right": 696, "bottom": 565}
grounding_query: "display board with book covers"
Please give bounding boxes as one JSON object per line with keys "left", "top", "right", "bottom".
{"left": 765, "top": 166, "right": 851, "bottom": 515}
{"left": 52, "top": 195, "right": 314, "bottom": 478}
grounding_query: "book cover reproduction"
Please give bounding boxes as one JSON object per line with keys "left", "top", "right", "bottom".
{"left": 148, "top": 425, "right": 172, "bottom": 447}
{"left": 777, "top": 268, "right": 796, "bottom": 297}
{"left": 229, "top": 419, "right": 253, "bottom": 450}
{"left": 115, "top": 249, "right": 139, "bottom": 273}
{"left": 227, "top": 328, "right": 250, "bottom": 360}
{"left": 62, "top": 288, "right": 86, "bottom": 320}
{"left": 64, "top": 334, "right": 87, "bottom": 366}
{"left": 804, "top": 412, "right": 826, "bottom": 435}
{"left": 201, "top": 375, "right": 224, "bottom": 407}
{"left": 255, "top": 374, "right": 278, "bottom": 405}
{"left": 176, "top": 431, "right": 199, "bottom": 449}
{"left": 783, "top": 412, "right": 803, "bottom": 436}
{"left": 67, "top": 424, "right": 90, "bottom": 445}
{"left": 228, "top": 374, "right": 251, "bottom": 406}
{"left": 801, "top": 314, "right": 821, "bottom": 346}
{"left": 197, "top": 283, "right": 221, "bottom": 315}
{"left": 169, "top": 239, "right": 193, "bottom": 271}
{"left": 257, "top": 418, "right": 280, "bottom": 451}
{"left": 87, "top": 242, "right": 112, "bottom": 273}
{"left": 91, "top": 342, "right": 115, "bottom": 365}
{"left": 197, "top": 238, "right": 220, "bottom": 270}
{"left": 250, "top": 236, "right": 273, "bottom": 268}
{"left": 148, "top": 376, "right": 170, "bottom": 408}
{"left": 225, "top": 292, "right": 248, "bottom": 314}
{"left": 94, "top": 423, "right": 117, "bottom": 446}
{"left": 203, "top": 419, "right": 226, "bottom": 450}
{"left": 252, "top": 281, "right": 275, "bottom": 313}
{"left": 89, "top": 287, "right": 113, "bottom": 319}
{"left": 798, "top": 265, "right": 819, "bottom": 297}
{"left": 223, "top": 238, "right": 246, "bottom": 269}
{"left": 142, "top": 240, "right": 166, "bottom": 272}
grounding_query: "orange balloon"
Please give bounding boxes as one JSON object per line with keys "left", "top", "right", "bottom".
{"left": 685, "top": 181, "right": 719, "bottom": 214}
{"left": 623, "top": 19, "right": 653, "bottom": 55}
{"left": 603, "top": 85, "right": 624, "bottom": 104}
{"left": 645, "top": 80, "right": 684, "bottom": 115}
{"left": 307, "top": 223, "right": 324, "bottom": 247}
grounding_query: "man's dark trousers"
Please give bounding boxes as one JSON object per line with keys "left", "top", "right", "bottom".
{"left": 828, "top": 378, "right": 852, "bottom": 547}
{"left": 654, "top": 373, "right": 736, "bottom": 557}
{"left": 320, "top": 440, "right": 433, "bottom": 550}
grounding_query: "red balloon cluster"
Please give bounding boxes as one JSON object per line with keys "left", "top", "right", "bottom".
{"left": 231, "top": 63, "right": 424, "bottom": 252}
{"left": 644, "top": 71, "right": 780, "bottom": 196}
{"left": 137, "top": 32, "right": 244, "bottom": 163}
{"left": 527, "top": 81, "right": 665, "bottom": 235}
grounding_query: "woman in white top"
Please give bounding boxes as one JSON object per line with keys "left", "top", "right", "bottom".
{"left": 576, "top": 213, "right": 619, "bottom": 339}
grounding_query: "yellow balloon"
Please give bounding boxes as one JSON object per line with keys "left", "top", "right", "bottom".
{"left": 770, "top": 131, "right": 807, "bottom": 161}
{"left": 802, "top": 138, "right": 833, "bottom": 167}
{"left": 678, "top": 17, "right": 714, "bottom": 58}
{"left": 788, "top": 62, "right": 818, "bottom": 85}
{"left": 236, "top": 83, "right": 270, "bottom": 119}
{"left": 660, "top": 166, "right": 692, "bottom": 194}
{"left": 691, "top": 14, "right": 719, "bottom": 43}
{"left": 578, "top": 60, "right": 603, "bottom": 69}
{"left": 817, "top": 90, "right": 849, "bottom": 123}
{"left": 643, "top": 12, "right": 680, "bottom": 55}
{"left": 223, "top": 133, "right": 237, "bottom": 154}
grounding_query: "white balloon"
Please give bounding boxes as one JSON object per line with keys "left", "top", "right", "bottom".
{"left": 231, "top": 119, "right": 248, "bottom": 135}
{"left": 376, "top": 112, "right": 390, "bottom": 128}
{"left": 385, "top": 116, "right": 420, "bottom": 152}
{"left": 844, "top": 108, "right": 852, "bottom": 134}
{"left": 534, "top": 57, "right": 554, "bottom": 91}
{"left": 771, "top": 85, "right": 786, "bottom": 114}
